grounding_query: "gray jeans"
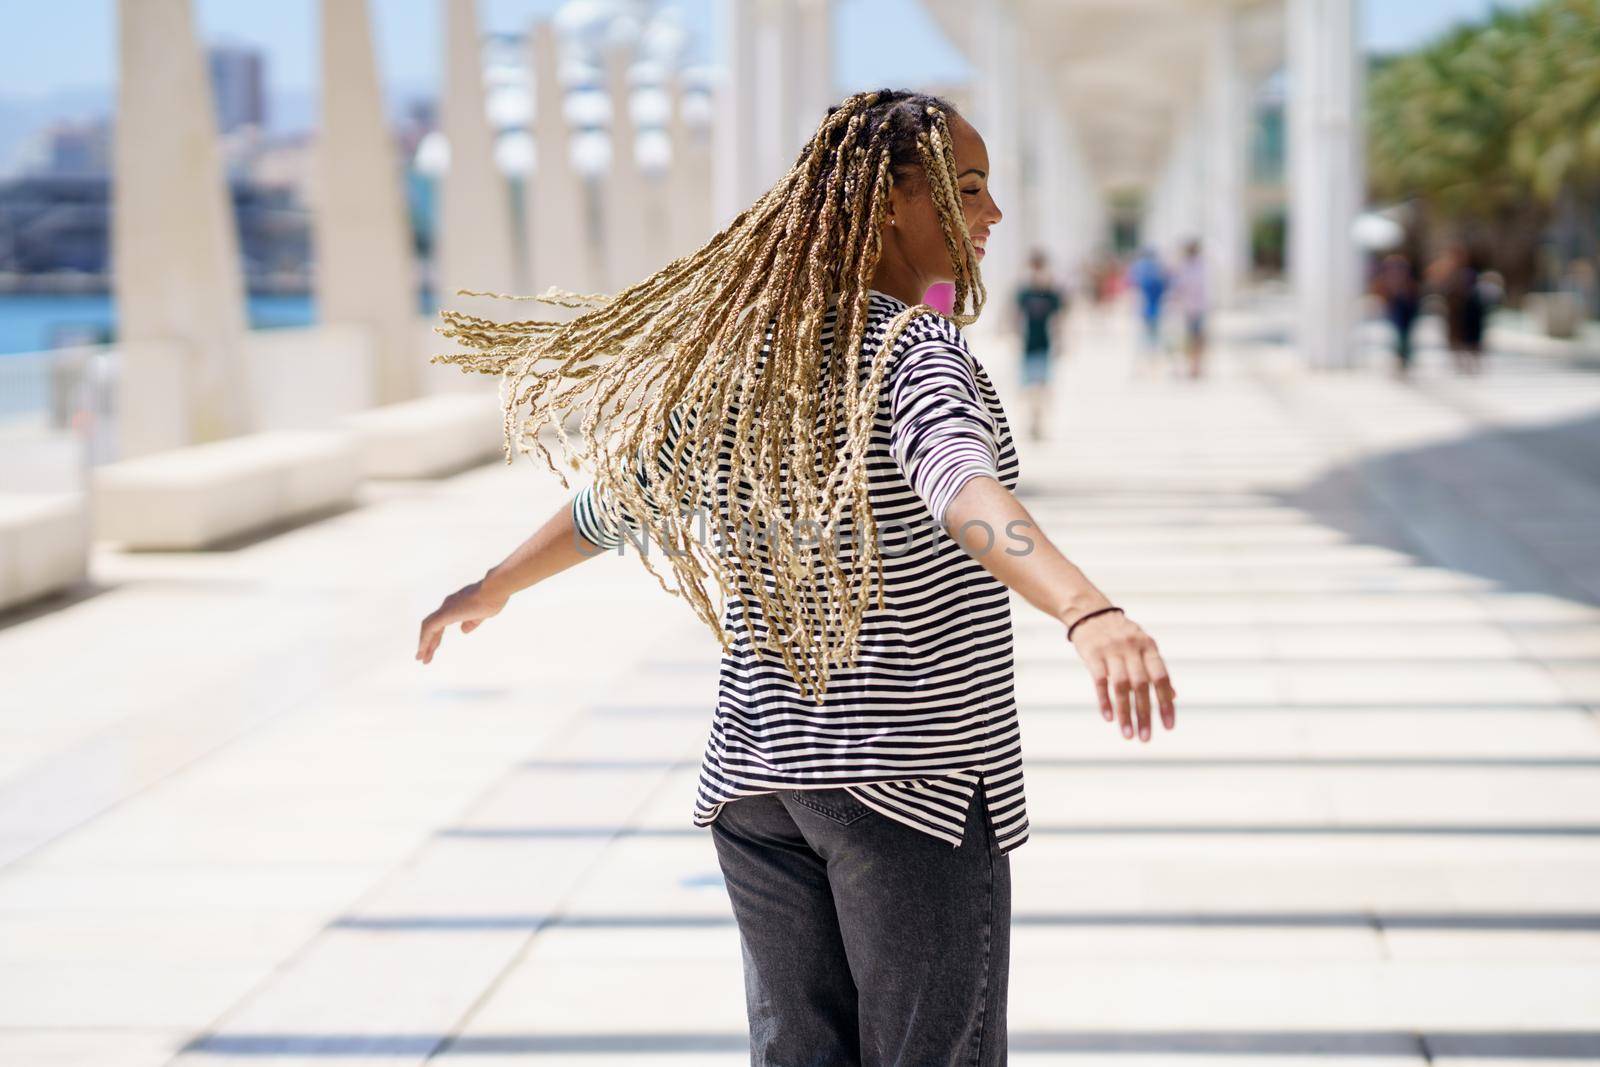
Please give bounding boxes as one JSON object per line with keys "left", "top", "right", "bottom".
{"left": 710, "top": 777, "right": 1011, "bottom": 1066}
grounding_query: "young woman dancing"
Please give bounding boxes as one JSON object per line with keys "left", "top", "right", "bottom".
{"left": 417, "top": 88, "right": 1178, "bottom": 1066}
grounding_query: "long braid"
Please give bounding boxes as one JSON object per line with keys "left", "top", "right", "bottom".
{"left": 432, "top": 89, "right": 986, "bottom": 699}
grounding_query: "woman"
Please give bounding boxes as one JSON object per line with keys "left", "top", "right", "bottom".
{"left": 417, "top": 89, "right": 1178, "bottom": 1065}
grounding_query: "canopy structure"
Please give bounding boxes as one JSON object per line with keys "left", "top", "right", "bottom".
{"left": 711, "top": 0, "right": 1361, "bottom": 365}
{"left": 913, "top": 0, "right": 1362, "bottom": 367}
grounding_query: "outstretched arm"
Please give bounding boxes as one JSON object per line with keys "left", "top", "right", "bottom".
{"left": 943, "top": 475, "right": 1177, "bottom": 742}
{"left": 885, "top": 333, "right": 1176, "bottom": 742}
{"left": 417, "top": 406, "right": 699, "bottom": 664}
{"left": 415, "top": 494, "right": 607, "bottom": 665}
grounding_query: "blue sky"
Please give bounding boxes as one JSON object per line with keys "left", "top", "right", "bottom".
{"left": 0, "top": 0, "right": 969, "bottom": 105}
{"left": 1, "top": 0, "right": 1539, "bottom": 101}
{"left": 0, "top": 0, "right": 1539, "bottom": 162}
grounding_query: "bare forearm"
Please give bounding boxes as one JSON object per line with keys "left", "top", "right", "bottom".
{"left": 481, "top": 495, "right": 601, "bottom": 600}
{"left": 941, "top": 475, "right": 1114, "bottom": 628}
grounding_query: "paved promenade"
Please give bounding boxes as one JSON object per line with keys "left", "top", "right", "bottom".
{"left": 2, "top": 302, "right": 1598, "bottom": 1065}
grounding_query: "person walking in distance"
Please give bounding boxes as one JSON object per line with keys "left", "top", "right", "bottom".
{"left": 1374, "top": 251, "right": 1420, "bottom": 379}
{"left": 1127, "top": 245, "right": 1170, "bottom": 377}
{"left": 1430, "top": 242, "right": 1487, "bottom": 376}
{"left": 1169, "top": 239, "right": 1209, "bottom": 379}
{"left": 1013, "top": 248, "right": 1068, "bottom": 441}
{"left": 417, "top": 89, "right": 1179, "bottom": 1067}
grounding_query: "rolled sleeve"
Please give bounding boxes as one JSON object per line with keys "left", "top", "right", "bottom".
{"left": 570, "top": 406, "right": 698, "bottom": 551}
{"left": 888, "top": 340, "right": 1003, "bottom": 527}
{"left": 571, "top": 482, "right": 628, "bottom": 550}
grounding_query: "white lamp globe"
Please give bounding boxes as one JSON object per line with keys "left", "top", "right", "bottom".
{"left": 414, "top": 131, "right": 450, "bottom": 176}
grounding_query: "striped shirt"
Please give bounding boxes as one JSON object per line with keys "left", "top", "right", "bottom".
{"left": 572, "top": 288, "right": 1028, "bottom": 854}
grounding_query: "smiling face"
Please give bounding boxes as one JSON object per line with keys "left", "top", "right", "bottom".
{"left": 877, "top": 110, "right": 1002, "bottom": 294}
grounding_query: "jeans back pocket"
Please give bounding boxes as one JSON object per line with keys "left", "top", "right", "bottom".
{"left": 787, "top": 787, "right": 871, "bottom": 826}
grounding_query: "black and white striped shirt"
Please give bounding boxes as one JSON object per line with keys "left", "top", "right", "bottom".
{"left": 572, "top": 289, "right": 1028, "bottom": 854}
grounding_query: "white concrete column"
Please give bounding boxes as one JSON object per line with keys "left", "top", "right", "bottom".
{"left": 969, "top": 0, "right": 1024, "bottom": 309}
{"left": 1156, "top": 109, "right": 1205, "bottom": 257}
{"left": 112, "top": 0, "right": 251, "bottom": 453}
{"left": 793, "top": 0, "right": 833, "bottom": 149}
{"left": 436, "top": 0, "right": 519, "bottom": 353}
{"left": 1145, "top": 111, "right": 1203, "bottom": 265}
{"left": 1026, "top": 79, "right": 1069, "bottom": 272}
{"left": 601, "top": 44, "right": 652, "bottom": 293}
{"left": 1204, "top": 7, "right": 1250, "bottom": 308}
{"left": 1288, "top": 0, "right": 1363, "bottom": 370}
{"left": 1145, "top": 140, "right": 1175, "bottom": 253}
{"left": 525, "top": 21, "right": 594, "bottom": 298}
{"left": 1024, "top": 64, "right": 1099, "bottom": 291}
{"left": 712, "top": 0, "right": 761, "bottom": 227}
{"left": 1059, "top": 112, "right": 1106, "bottom": 288}
{"left": 752, "top": 0, "right": 798, "bottom": 192}
{"left": 315, "top": 0, "right": 418, "bottom": 406}
{"left": 667, "top": 73, "right": 714, "bottom": 260}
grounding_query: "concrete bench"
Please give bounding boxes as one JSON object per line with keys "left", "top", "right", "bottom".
{"left": 0, "top": 493, "right": 88, "bottom": 610}
{"left": 92, "top": 430, "right": 361, "bottom": 549}
{"left": 338, "top": 391, "right": 505, "bottom": 479}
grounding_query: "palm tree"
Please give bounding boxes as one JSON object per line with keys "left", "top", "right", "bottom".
{"left": 1367, "top": 0, "right": 1600, "bottom": 296}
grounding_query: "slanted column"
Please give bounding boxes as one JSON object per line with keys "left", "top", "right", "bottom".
{"left": 712, "top": 0, "right": 762, "bottom": 226}
{"left": 793, "top": 0, "right": 833, "bottom": 147}
{"left": 1152, "top": 118, "right": 1172, "bottom": 250}
{"left": 1023, "top": 65, "right": 1089, "bottom": 280}
{"left": 1145, "top": 132, "right": 1175, "bottom": 253}
{"left": 315, "top": 0, "right": 419, "bottom": 405}
{"left": 1056, "top": 108, "right": 1105, "bottom": 285}
{"left": 969, "top": 0, "right": 1024, "bottom": 307}
{"left": 1026, "top": 82, "right": 1067, "bottom": 267}
{"left": 435, "top": 0, "right": 518, "bottom": 354}
{"left": 112, "top": 0, "right": 251, "bottom": 453}
{"left": 1157, "top": 109, "right": 1205, "bottom": 256}
{"left": 667, "top": 72, "right": 714, "bottom": 260}
{"left": 526, "top": 20, "right": 597, "bottom": 299}
{"left": 751, "top": 0, "right": 798, "bottom": 192}
{"left": 601, "top": 43, "right": 652, "bottom": 293}
{"left": 1287, "top": 0, "right": 1362, "bottom": 369}
{"left": 1204, "top": 7, "right": 1250, "bottom": 308}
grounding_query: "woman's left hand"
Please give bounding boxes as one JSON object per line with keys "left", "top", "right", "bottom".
{"left": 1067, "top": 610, "right": 1177, "bottom": 742}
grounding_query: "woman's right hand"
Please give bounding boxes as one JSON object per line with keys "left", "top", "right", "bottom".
{"left": 1066, "top": 610, "right": 1177, "bottom": 742}
{"left": 416, "top": 578, "right": 509, "bottom": 665}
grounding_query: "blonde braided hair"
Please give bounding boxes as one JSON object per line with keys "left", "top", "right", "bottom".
{"left": 432, "top": 89, "right": 986, "bottom": 699}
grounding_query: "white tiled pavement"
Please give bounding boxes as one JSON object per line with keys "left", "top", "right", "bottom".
{"left": 2, "top": 301, "right": 1598, "bottom": 1065}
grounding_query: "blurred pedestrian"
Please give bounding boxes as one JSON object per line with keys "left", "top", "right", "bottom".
{"left": 1099, "top": 250, "right": 1127, "bottom": 304}
{"left": 1127, "top": 246, "right": 1169, "bottom": 375}
{"left": 1374, "top": 251, "right": 1420, "bottom": 379}
{"left": 1169, "top": 239, "right": 1208, "bottom": 379}
{"left": 1013, "top": 248, "right": 1067, "bottom": 441}
{"left": 1430, "top": 242, "right": 1486, "bottom": 375}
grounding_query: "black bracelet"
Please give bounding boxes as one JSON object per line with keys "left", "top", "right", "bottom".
{"left": 1066, "top": 606, "right": 1124, "bottom": 643}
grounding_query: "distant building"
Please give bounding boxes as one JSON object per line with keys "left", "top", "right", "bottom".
{"left": 208, "top": 43, "right": 268, "bottom": 133}
{"left": 0, "top": 176, "right": 309, "bottom": 293}
{"left": 0, "top": 176, "right": 109, "bottom": 276}
{"left": 41, "top": 119, "right": 111, "bottom": 177}
{"left": 12, "top": 119, "right": 112, "bottom": 179}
